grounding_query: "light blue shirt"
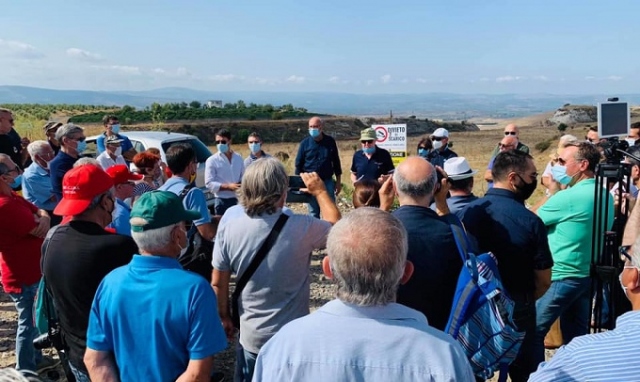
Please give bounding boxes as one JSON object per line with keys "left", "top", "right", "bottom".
{"left": 86, "top": 255, "right": 227, "bottom": 382}
{"left": 107, "top": 198, "right": 131, "bottom": 236}
{"left": 243, "top": 151, "right": 271, "bottom": 168}
{"left": 204, "top": 151, "right": 244, "bottom": 199}
{"left": 22, "top": 162, "right": 57, "bottom": 210}
{"left": 253, "top": 299, "right": 475, "bottom": 382}
{"left": 159, "top": 177, "right": 210, "bottom": 226}
{"left": 529, "top": 310, "right": 640, "bottom": 382}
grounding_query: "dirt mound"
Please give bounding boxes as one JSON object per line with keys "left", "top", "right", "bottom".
{"left": 548, "top": 105, "right": 597, "bottom": 125}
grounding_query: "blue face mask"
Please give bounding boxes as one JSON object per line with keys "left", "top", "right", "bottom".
{"left": 309, "top": 128, "right": 320, "bottom": 138}
{"left": 363, "top": 146, "right": 375, "bottom": 155}
{"left": 418, "top": 148, "right": 430, "bottom": 157}
{"left": 110, "top": 124, "right": 121, "bottom": 134}
{"left": 217, "top": 143, "right": 229, "bottom": 153}
{"left": 249, "top": 143, "right": 261, "bottom": 154}
{"left": 76, "top": 140, "right": 87, "bottom": 153}
{"left": 550, "top": 164, "right": 573, "bottom": 185}
{"left": 10, "top": 174, "right": 22, "bottom": 189}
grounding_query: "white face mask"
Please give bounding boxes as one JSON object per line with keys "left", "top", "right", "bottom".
{"left": 115, "top": 147, "right": 123, "bottom": 156}
{"left": 178, "top": 227, "right": 189, "bottom": 257}
{"left": 625, "top": 138, "right": 636, "bottom": 147}
{"left": 432, "top": 140, "right": 443, "bottom": 150}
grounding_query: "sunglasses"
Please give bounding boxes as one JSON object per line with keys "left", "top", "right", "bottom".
{"left": 215, "top": 140, "right": 228, "bottom": 144}
{"left": 248, "top": 141, "right": 260, "bottom": 144}
{"left": 504, "top": 131, "right": 517, "bottom": 136}
{"left": 431, "top": 137, "right": 444, "bottom": 141}
{"left": 361, "top": 140, "right": 374, "bottom": 144}
{"left": 620, "top": 246, "right": 633, "bottom": 262}
{"left": 418, "top": 146, "right": 427, "bottom": 150}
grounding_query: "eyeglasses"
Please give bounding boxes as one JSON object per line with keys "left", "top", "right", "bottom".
{"left": 418, "top": 146, "right": 427, "bottom": 150}
{"left": 620, "top": 246, "right": 633, "bottom": 262}
{"left": 215, "top": 140, "right": 228, "bottom": 144}
{"left": 72, "top": 137, "right": 86, "bottom": 142}
{"left": 361, "top": 140, "right": 374, "bottom": 144}
{"left": 504, "top": 131, "right": 517, "bottom": 136}
{"left": 431, "top": 137, "right": 444, "bottom": 141}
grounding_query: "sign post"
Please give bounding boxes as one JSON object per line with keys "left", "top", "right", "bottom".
{"left": 373, "top": 124, "right": 407, "bottom": 166}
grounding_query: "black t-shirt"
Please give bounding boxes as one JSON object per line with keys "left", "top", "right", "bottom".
{"left": 392, "top": 205, "right": 463, "bottom": 331}
{"left": 0, "top": 133, "right": 21, "bottom": 168}
{"left": 42, "top": 221, "right": 138, "bottom": 372}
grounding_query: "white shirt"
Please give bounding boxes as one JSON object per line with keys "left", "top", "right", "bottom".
{"left": 204, "top": 151, "right": 244, "bottom": 198}
{"left": 96, "top": 151, "right": 126, "bottom": 170}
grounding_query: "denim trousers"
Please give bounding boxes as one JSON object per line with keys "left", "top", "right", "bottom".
{"left": 534, "top": 276, "right": 591, "bottom": 366}
{"left": 213, "top": 197, "right": 238, "bottom": 216}
{"left": 234, "top": 340, "right": 258, "bottom": 382}
{"left": 9, "top": 283, "right": 42, "bottom": 371}
{"left": 306, "top": 179, "right": 335, "bottom": 219}
{"left": 507, "top": 299, "right": 537, "bottom": 382}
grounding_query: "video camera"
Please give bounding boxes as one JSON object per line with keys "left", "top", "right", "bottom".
{"left": 598, "top": 99, "right": 630, "bottom": 163}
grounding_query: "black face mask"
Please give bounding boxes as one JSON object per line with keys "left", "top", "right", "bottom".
{"left": 513, "top": 174, "right": 536, "bottom": 202}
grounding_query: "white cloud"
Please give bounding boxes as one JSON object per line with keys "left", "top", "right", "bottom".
{"left": 91, "top": 65, "right": 142, "bottom": 75}
{"left": 416, "top": 78, "right": 429, "bottom": 83}
{"left": 606, "top": 75, "right": 623, "bottom": 81}
{"left": 153, "top": 68, "right": 166, "bottom": 74}
{"left": 585, "top": 75, "right": 623, "bottom": 81}
{"left": 66, "top": 48, "right": 103, "bottom": 62}
{"left": 380, "top": 74, "right": 392, "bottom": 84}
{"left": 208, "top": 74, "right": 245, "bottom": 82}
{"left": 285, "top": 75, "right": 305, "bottom": 84}
{"left": 533, "top": 75, "right": 549, "bottom": 81}
{"left": 0, "top": 39, "right": 44, "bottom": 59}
{"left": 176, "top": 67, "right": 191, "bottom": 77}
{"left": 478, "top": 77, "right": 491, "bottom": 82}
{"left": 329, "top": 76, "right": 341, "bottom": 84}
{"left": 496, "top": 75, "right": 525, "bottom": 83}
{"left": 366, "top": 79, "right": 374, "bottom": 86}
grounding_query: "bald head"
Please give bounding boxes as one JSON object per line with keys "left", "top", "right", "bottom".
{"left": 308, "top": 116, "right": 323, "bottom": 129}
{"left": 393, "top": 156, "right": 437, "bottom": 202}
{"left": 499, "top": 135, "right": 518, "bottom": 152}
{"left": 504, "top": 124, "right": 519, "bottom": 137}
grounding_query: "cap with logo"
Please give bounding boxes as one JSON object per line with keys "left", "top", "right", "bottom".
{"left": 444, "top": 157, "right": 478, "bottom": 181}
{"left": 130, "top": 191, "right": 201, "bottom": 232}
{"left": 53, "top": 165, "right": 114, "bottom": 216}
{"left": 432, "top": 128, "right": 449, "bottom": 138}
{"left": 106, "top": 136, "right": 124, "bottom": 145}
{"left": 360, "top": 128, "right": 377, "bottom": 141}
{"left": 105, "top": 164, "right": 143, "bottom": 185}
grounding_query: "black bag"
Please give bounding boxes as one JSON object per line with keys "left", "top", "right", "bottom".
{"left": 179, "top": 185, "right": 215, "bottom": 282}
{"left": 231, "top": 213, "right": 289, "bottom": 329}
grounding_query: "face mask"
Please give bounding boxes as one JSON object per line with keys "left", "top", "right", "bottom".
{"left": 115, "top": 147, "right": 123, "bottom": 156}
{"left": 309, "top": 128, "right": 320, "bottom": 138}
{"left": 550, "top": 164, "right": 577, "bottom": 186}
{"left": 363, "top": 146, "right": 375, "bottom": 155}
{"left": 619, "top": 266, "right": 639, "bottom": 299}
{"left": 217, "top": 143, "right": 229, "bottom": 153}
{"left": 10, "top": 174, "right": 22, "bottom": 189}
{"left": 249, "top": 143, "right": 261, "bottom": 154}
{"left": 76, "top": 140, "right": 87, "bottom": 154}
{"left": 432, "top": 140, "right": 443, "bottom": 150}
{"left": 111, "top": 124, "right": 120, "bottom": 134}
{"left": 626, "top": 138, "right": 636, "bottom": 147}
{"left": 513, "top": 174, "right": 536, "bottom": 201}
{"left": 418, "top": 148, "right": 430, "bottom": 157}
{"left": 178, "top": 227, "right": 189, "bottom": 257}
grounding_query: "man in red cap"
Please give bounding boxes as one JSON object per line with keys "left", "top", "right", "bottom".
{"left": 43, "top": 164, "right": 137, "bottom": 381}
{"left": 105, "top": 164, "right": 142, "bottom": 236}
{"left": 0, "top": 153, "right": 56, "bottom": 372}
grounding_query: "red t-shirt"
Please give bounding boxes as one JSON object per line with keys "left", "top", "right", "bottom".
{"left": 0, "top": 192, "right": 44, "bottom": 293}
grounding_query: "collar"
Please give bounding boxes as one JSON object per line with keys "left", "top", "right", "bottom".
{"left": 249, "top": 151, "right": 264, "bottom": 160}
{"left": 485, "top": 187, "right": 522, "bottom": 203}
{"left": 130, "top": 254, "right": 182, "bottom": 270}
{"left": 320, "top": 299, "right": 428, "bottom": 323}
{"left": 116, "top": 198, "right": 131, "bottom": 211}
{"left": 27, "top": 162, "right": 49, "bottom": 176}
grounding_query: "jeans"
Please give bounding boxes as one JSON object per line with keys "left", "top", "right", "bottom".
{"left": 9, "top": 283, "right": 42, "bottom": 371}
{"left": 69, "top": 361, "right": 91, "bottom": 382}
{"left": 306, "top": 178, "right": 335, "bottom": 219}
{"left": 213, "top": 197, "right": 237, "bottom": 216}
{"left": 507, "top": 299, "right": 537, "bottom": 382}
{"left": 234, "top": 341, "right": 258, "bottom": 382}
{"left": 534, "top": 277, "right": 591, "bottom": 366}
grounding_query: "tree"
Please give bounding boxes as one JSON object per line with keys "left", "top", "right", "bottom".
{"left": 189, "top": 100, "right": 201, "bottom": 109}
{"left": 557, "top": 123, "right": 568, "bottom": 133}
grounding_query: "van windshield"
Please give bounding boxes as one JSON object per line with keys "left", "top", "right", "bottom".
{"left": 162, "top": 138, "right": 212, "bottom": 163}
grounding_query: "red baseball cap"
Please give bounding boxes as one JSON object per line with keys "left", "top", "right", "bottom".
{"left": 54, "top": 165, "right": 114, "bottom": 216}
{"left": 105, "top": 164, "right": 143, "bottom": 185}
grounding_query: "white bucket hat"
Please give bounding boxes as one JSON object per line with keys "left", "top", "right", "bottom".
{"left": 444, "top": 157, "right": 477, "bottom": 180}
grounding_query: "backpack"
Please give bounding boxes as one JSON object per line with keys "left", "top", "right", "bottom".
{"left": 444, "top": 223, "right": 525, "bottom": 382}
{"left": 178, "top": 184, "right": 215, "bottom": 281}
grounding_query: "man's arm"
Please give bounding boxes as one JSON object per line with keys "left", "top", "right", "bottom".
{"left": 378, "top": 175, "right": 395, "bottom": 212}
{"left": 29, "top": 209, "right": 50, "bottom": 238}
{"left": 623, "top": 197, "right": 640, "bottom": 246}
{"left": 350, "top": 172, "right": 358, "bottom": 184}
{"left": 294, "top": 140, "right": 305, "bottom": 175}
{"left": 176, "top": 357, "right": 214, "bottom": 382}
{"left": 534, "top": 268, "right": 552, "bottom": 299}
{"left": 196, "top": 218, "right": 219, "bottom": 242}
{"left": 301, "top": 172, "right": 341, "bottom": 224}
{"left": 211, "top": 269, "right": 234, "bottom": 340}
{"left": 433, "top": 166, "right": 451, "bottom": 216}
{"left": 330, "top": 139, "right": 342, "bottom": 195}
{"left": 84, "top": 349, "right": 120, "bottom": 382}
{"left": 122, "top": 148, "right": 137, "bottom": 162}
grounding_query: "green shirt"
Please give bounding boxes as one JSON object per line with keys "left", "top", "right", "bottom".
{"left": 490, "top": 141, "right": 530, "bottom": 157}
{"left": 537, "top": 178, "right": 614, "bottom": 281}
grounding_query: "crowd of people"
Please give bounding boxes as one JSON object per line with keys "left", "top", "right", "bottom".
{"left": 2, "top": 106, "right": 640, "bottom": 382}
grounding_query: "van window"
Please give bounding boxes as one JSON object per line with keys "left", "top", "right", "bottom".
{"left": 162, "top": 138, "right": 212, "bottom": 163}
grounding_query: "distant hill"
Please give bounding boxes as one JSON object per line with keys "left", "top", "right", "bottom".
{"left": 2, "top": 85, "right": 640, "bottom": 119}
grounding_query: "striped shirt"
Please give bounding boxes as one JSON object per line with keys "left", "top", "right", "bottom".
{"left": 529, "top": 310, "right": 640, "bottom": 382}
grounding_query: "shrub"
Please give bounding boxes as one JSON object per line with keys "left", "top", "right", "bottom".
{"left": 535, "top": 140, "right": 552, "bottom": 152}
{"left": 557, "top": 123, "right": 568, "bottom": 133}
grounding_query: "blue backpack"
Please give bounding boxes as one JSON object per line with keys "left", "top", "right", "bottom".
{"left": 445, "top": 224, "right": 525, "bottom": 381}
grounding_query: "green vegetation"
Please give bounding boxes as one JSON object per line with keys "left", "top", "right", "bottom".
{"left": 557, "top": 123, "right": 568, "bottom": 133}
{"left": 534, "top": 139, "right": 552, "bottom": 152}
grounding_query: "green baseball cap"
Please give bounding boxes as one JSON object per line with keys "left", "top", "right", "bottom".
{"left": 129, "top": 191, "right": 202, "bottom": 232}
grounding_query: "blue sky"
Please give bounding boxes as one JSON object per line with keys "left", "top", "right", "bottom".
{"left": 0, "top": 0, "right": 638, "bottom": 94}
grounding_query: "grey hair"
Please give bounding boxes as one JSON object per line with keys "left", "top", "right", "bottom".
{"left": 239, "top": 157, "right": 288, "bottom": 216}
{"left": 55, "top": 123, "right": 84, "bottom": 145}
{"left": 26, "top": 140, "right": 51, "bottom": 161}
{"left": 559, "top": 134, "right": 579, "bottom": 147}
{"left": 73, "top": 157, "right": 101, "bottom": 168}
{"left": 0, "top": 153, "right": 10, "bottom": 175}
{"left": 77, "top": 187, "right": 114, "bottom": 216}
{"left": 131, "top": 223, "right": 178, "bottom": 252}
{"left": 326, "top": 207, "right": 408, "bottom": 306}
{"left": 630, "top": 234, "right": 640, "bottom": 268}
{"left": 393, "top": 158, "right": 437, "bottom": 198}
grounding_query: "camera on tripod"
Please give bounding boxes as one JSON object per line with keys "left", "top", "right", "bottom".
{"left": 597, "top": 98, "right": 630, "bottom": 163}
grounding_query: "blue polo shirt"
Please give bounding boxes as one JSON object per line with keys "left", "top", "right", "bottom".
{"left": 460, "top": 188, "right": 553, "bottom": 298}
{"left": 107, "top": 198, "right": 131, "bottom": 236}
{"left": 350, "top": 147, "right": 394, "bottom": 181}
{"left": 49, "top": 151, "right": 78, "bottom": 202}
{"left": 159, "top": 177, "right": 210, "bottom": 227}
{"left": 294, "top": 134, "right": 342, "bottom": 181}
{"left": 22, "top": 163, "right": 57, "bottom": 210}
{"left": 86, "top": 255, "right": 227, "bottom": 382}
{"left": 96, "top": 133, "right": 134, "bottom": 154}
